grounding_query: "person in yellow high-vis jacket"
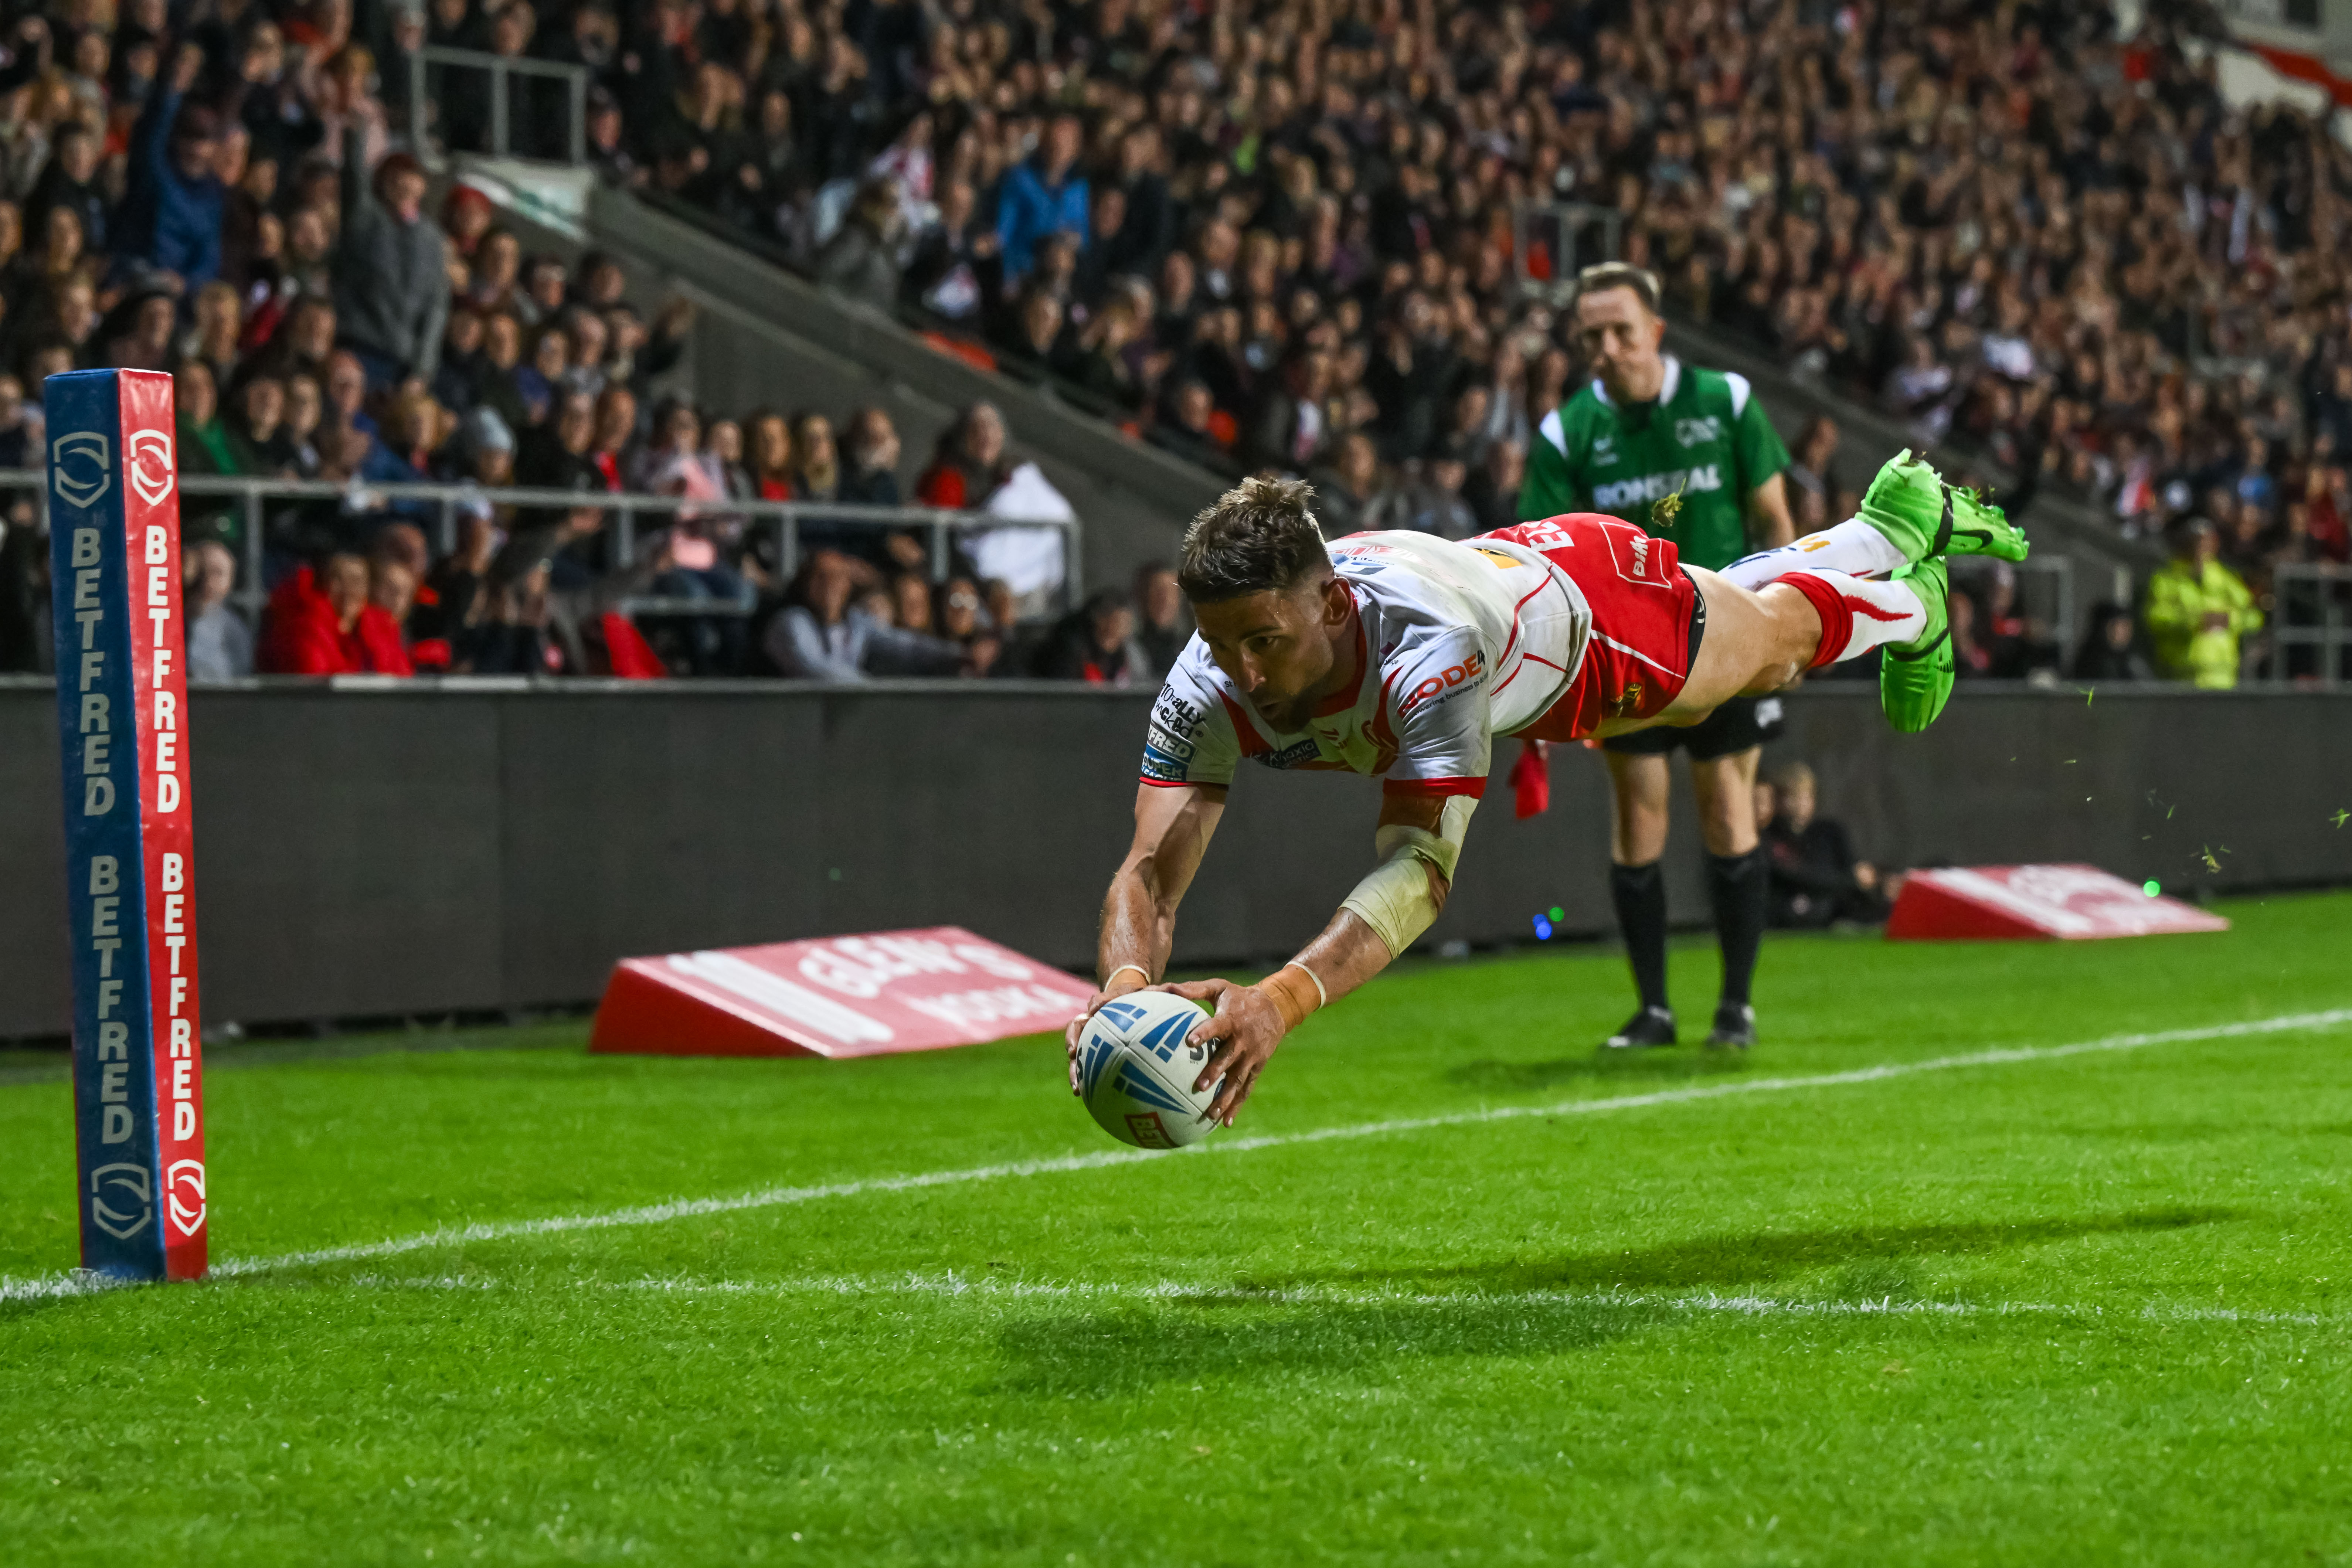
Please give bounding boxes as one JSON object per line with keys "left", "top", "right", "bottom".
{"left": 2144, "top": 518, "right": 2263, "bottom": 689}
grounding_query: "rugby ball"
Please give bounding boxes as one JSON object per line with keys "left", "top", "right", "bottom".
{"left": 1075, "top": 991, "right": 1220, "bottom": 1149}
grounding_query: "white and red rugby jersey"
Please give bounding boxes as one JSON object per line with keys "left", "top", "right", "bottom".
{"left": 1141, "top": 529, "right": 1591, "bottom": 800}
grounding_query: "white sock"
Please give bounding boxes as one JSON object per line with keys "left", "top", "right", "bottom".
{"left": 1721, "top": 519, "right": 1910, "bottom": 591}
{"left": 1781, "top": 568, "right": 1928, "bottom": 666}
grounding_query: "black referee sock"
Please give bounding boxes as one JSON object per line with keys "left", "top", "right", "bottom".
{"left": 1706, "top": 847, "right": 1768, "bottom": 1009}
{"left": 1609, "top": 860, "right": 1670, "bottom": 1011}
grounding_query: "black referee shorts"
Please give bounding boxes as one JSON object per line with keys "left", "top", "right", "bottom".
{"left": 1601, "top": 694, "right": 1787, "bottom": 762}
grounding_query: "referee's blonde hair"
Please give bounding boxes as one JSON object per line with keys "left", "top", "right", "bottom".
{"left": 1573, "top": 261, "right": 1664, "bottom": 317}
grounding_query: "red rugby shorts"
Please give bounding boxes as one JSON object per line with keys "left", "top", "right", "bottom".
{"left": 1480, "top": 514, "right": 1700, "bottom": 742}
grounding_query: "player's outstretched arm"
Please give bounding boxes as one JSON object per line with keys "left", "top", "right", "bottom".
{"left": 1063, "top": 781, "right": 1226, "bottom": 1091}
{"left": 1165, "top": 792, "right": 1466, "bottom": 1126}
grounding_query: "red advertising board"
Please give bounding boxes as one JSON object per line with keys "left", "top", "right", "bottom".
{"left": 1886, "top": 864, "right": 2230, "bottom": 942}
{"left": 589, "top": 927, "right": 1099, "bottom": 1059}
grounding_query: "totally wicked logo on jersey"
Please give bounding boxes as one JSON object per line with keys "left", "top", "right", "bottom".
{"left": 44, "top": 368, "right": 207, "bottom": 1283}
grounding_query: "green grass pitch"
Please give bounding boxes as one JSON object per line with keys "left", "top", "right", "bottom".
{"left": 4, "top": 891, "right": 2352, "bottom": 1565}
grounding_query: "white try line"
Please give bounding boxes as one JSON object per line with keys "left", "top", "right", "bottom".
{"left": 212, "top": 1269, "right": 2348, "bottom": 1331}
{"left": 4, "top": 1006, "right": 2348, "bottom": 1305}
{"left": 597, "top": 1273, "right": 2335, "bottom": 1327}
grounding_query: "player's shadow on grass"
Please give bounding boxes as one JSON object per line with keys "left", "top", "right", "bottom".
{"left": 990, "top": 1293, "right": 1649, "bottom": 1397}
{"left": 1444, "top": 1048, "right": 1755, "bottom": 1089}
{"left": 1279, "top": 1208, "right": 2233, "bottom": 1299}
{"left": 988, "top": 1209, "right": 2233, "bottom": 1397}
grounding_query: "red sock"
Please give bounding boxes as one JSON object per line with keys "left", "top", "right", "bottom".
{"left": 1777, "top": 570, "right": 1854, "bottom": 670}
{"left": 1509, "top": 739, "right": 1550, "bottom": 819}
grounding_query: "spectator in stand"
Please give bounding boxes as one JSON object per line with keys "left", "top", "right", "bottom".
{"left": 261, "top": 550, "right": 414, "bottom": 676}
{"left": 1130, "top": 561, "right": 1189, "bottom": 679}
{"left": 0, "top": 374, "right": 35, "bottom": 469}
{"left": 636, "top": 399, "right": 754, "bottom": 675}
{"left": 1037, "top": 589, "right": 1147, "bottom": 685}
{"left": 119, "top": 44, "right": 222, "bottom": 288}
{"left": 1402, "top": 456, "right": 1479, "bottom": 540}
{"left": 917, "top": 402, "right": 1011, "bottom": 510}
{"left": 2072, "top": 604, "right": 2157, "bottom": 683}
{"left": 746, "top": 410, "right": 795, "bottom": 500}
{"left": 764, "top": 548, "right": 974, "bottom": 680}
{"left": 1150, "top": 377, "right": 1235, "bottom": 471}
{"left": 335, "top": 138, "right": 449, "bottom": 388}
{"left": 369, "top": 553, "right": 420, "bottom": 653}
{"left": 839, "top": 407, "right": 903, "bottom": 507}
{"left": 932, "top": 576, "right": 999, "bottom": 673}
{"left": 2145, "top": 518, "right": 2264, "bottom": 690}
{"left": 996, "top": 110, "right": 1088, "bottom": 282}
{"left": 1762, "top": 763, "right": 1891, "bottom": 930}
{"left": 1245, "top": 348, "right": 1330, "bottom": 475}
{"left": 789, "top": 411, "right": 840, "bottom": 503}
{"left": 1782, "top": 417, "right": 1843, "bottom": 537}
{"left": 174, "top": 359, "right": 237, "bottom": 474}
{"left": 814, "top": 179, "right": 905, "bottom": 309}
{"left": 1310, "top": 433, "right": 1393, "bottom": 535}
{"left": 183, "top": 537, "right": 252, "bottom": 682}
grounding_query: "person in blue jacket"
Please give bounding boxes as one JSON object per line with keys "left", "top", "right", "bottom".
{"left": 996, "top": 110, "right": 1089, "bottom": 280}
{"left": 118, "top": 43, "right": 224, "bottom": 289}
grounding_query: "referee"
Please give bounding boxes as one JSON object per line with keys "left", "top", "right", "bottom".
{"left": 1518, "top": 262, "right": 1795, "bottom": 1051}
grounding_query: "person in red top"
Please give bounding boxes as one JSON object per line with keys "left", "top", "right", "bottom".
{"left": 261, "top": 551, "right": 414, "bottom": 675}
{"left": 748, "top": 410, "right": 795, "bottom": 501}
{"left": 915, "top": 402, "right": 1011, "bottom": 509}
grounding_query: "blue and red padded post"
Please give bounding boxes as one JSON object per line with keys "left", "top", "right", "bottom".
{"left": 45, "top": 367, "right": 208, "bottom": 1282}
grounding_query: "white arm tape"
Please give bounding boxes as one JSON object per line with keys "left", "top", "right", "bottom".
{"left": 1340, "top": 796, "right": 1477, "bottom": 957}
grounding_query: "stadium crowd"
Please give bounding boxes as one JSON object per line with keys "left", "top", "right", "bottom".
{"left": 612, "top": 0, "right": 2339, "bottom": 681}
{"left": 0, "top": 0, "right": 1165, "bottom": 680}
{"left": 0, "top": 0, "right": 2339, "bottom": 686}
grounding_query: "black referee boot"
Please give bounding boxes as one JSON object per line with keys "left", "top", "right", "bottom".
{"left": 1705, "top": 1002, "right": 1757, "bottom": 1050}
{"left": 1605, "top": 1005, "right": 1679, "bottom": 1050}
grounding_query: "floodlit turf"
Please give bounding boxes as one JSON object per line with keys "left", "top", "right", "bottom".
{"left": 5, "top": 894, "right": 2352, "bottom": 1565}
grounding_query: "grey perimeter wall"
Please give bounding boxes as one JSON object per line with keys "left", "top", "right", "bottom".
{"left": 2, "top": 680, "right": 2346, "bottom": 1038}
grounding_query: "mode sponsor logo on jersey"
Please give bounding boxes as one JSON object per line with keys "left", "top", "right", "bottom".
{"left": 1673, "top": 416, "right": 1723, "bottom": 446}
{"left": 1400, "top": 649, "right": 1485, "bottom": 715}
{"left": 1592, "top": 465, "right": 1723, "bottom": 513}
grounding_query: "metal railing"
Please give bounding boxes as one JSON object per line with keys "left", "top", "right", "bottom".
{"left": 1510, "top": 203, "right": 1625, "bottom": 306}
{"left": 0, "top": 471, "right": 1081, "bottom": 620}
{"left": 407, "top": 46, "right": 591, "bottom": 164}
{"left": 2269, "top": 563, "right": 2350, "bottom": 686}
{"left": 1952, "top": 554, "right": 2077, "bottom": 663}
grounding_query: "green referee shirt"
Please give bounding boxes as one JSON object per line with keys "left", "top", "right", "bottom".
{"left": 1516, "top": 355, "right": 1791, "bottom": 571}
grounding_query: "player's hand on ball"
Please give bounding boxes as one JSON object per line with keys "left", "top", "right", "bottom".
{"left": 1160, "top": 977, "right": 1286, "bottom": 1127}
{"left": 1064, "top": 966, "right": 1150, "bottom": 1094}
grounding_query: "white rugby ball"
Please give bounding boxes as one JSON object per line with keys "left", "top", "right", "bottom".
{"left": 1075, "top": 990, "right": 1220, "bottom": 1149}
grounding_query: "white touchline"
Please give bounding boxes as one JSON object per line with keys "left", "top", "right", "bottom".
{"left": 3, "top": 1007, "right": 2347, "bottom": 1305}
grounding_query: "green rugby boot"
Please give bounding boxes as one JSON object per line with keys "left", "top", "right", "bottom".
{"left": 1858, "top": 450, "right": 2031, "bottom": 564}
{"left": 1880, "top": 557, "right": 1955, "bottom": 734}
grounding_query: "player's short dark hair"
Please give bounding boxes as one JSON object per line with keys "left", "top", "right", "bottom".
{"left": 1573, "top": 261, "right": 1662, "bottom": 317}
{"left": 1178, "top": 476, "right": 1330, "bottom": 603}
